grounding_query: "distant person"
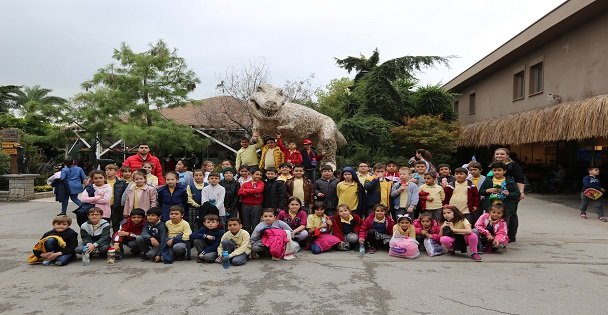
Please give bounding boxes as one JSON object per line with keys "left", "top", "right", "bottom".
{"left": 58, "top": 158, "right": 87, "bottom": 216}
{"left": 579, "top": 167, "right": 606, "bottom": 221}
{"left": 249, "top": 208, "right": 293, "bottom": 260}
{"left": 413, "top": 212, "right": 441, "bottom": 252}
{"left": 123, "top": 143, "right": 165, "bottom": 185}
{"left": 408, "top": 149, "right": 435, "bottom": 173}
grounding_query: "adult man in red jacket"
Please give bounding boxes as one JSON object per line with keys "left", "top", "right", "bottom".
{"left": 122, "top": 143, "right": 165, "bottom": 185}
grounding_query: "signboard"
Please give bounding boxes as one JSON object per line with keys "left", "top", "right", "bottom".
{"left": 1, "top": 128, "right": 19, "bottom": 142}
{"left": 1, "top": 141, "right": 18, "bottom": 155}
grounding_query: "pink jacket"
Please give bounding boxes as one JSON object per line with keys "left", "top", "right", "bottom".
{"left": 80, "top": 184, "right": 112, "bottom": 218}
{"left": 123, "top": 183, "right": 158, "bottom": 216}
{"left": 474, "top": 213, "right": 509, "bottom": 244}
{"left": 413, "top": 218, "right": 441, "bottom": 242}
{"left": 262, "top": 228, "right": 289, "bottom": 259}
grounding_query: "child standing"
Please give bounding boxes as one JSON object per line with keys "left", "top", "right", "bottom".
{"left": 356, "top": 162, "right": 374, "bottom": 186}
{"left": 263, "top": 167, "right": 288, "bottom": 211}
{"left": 165, "top": 206, "right": 192, "bottom": 261}
{"left": 276, "top": 133, "right": 303, "bottom": 166}
{"left": 142, "top": 162, "right": 159, "bottom": 187}
{"left": 467, "top": 161, "right": 486, "bottom": 190}
{"left": 110, "top": 208, "right": 145, "bottom": 262}
{"left": 443, "top": 167, "right": 480, "bottom": 223}
{"left": 238, "top": 169, "right": 265, "bottom": 232}
{"left": 337, "top": 167, "right": 367, "bottom": 216}
{"left": 135, "top": 207, "right": 168, "bottom": 263}
{"left": 315, "top": 165, "right": 339, "bottom": 216}
{"left": 390, "top": 167, "right": 419, "bottom": 219}
{"left": 186, "top": 169, "right": 207, "bottom": 231}
{"left": 157, "top": 171, "right": 189, "bottom": 222}
{"left": 191, "top": 214, "right": 224, "bottom": 263}
{"left": 120, "top": 166, "right": 132, "bottom": 183}
{"left": 29, "top": 215, "right": 78, "bottom": 266}
{"left": 414, "top": 212, "right": 441, "bottom": 250}
{"left": 384, "top": 161, "right": 400, "bottom": 183}
{"left": 237, "top": 165, "right": 252, "bottom": 185}
{"left": 439, "top": 205, "right": 481, "bottom": 261}
{"left": 215, "top": 217, "right": 251, "bottom": 266}
{"left": 479, "top": 162, "right": 521, "bottom": 241}
{"left": 80, "top": 170, "right": 112, "bottom": 222}
{"left": 331, "top": 204, "right": 363, "bottom": 251}
{"left": 475, "top": 203, "right": 509, "bottom": 253}
{"left": 277, "top": 163, "right": 294, "bottom": 182}
{"left": 579, "top": 167, "right": 606, "bottom": 221}
{"left": 277, "top": 197, "right": 309, "bottom": 242}
{"left": 364, "top": 163, "right": 394, "bottom": 216}
{"left": 358, "top": 204, "right": 395, "bottom": 253}
{"left": 202, "top": 160, "right": 214, "bottom": 184}
{"left": 76, "top": 207, "right": 111, "bottom": 259}
{"left": 235, "top": 132, "right": 263, "bottom": 170}
{"left": 259, "top": 137, "right": 285, "bottom": 171}
{"left": 286, "top": 165, "right": 314, "bottom": 211}
{"left": 418, "top": 172, "right": 445, "bottom": 221}
{"left": 123, "top": 170, "right": 158, "bottom": 217}
{"left": 410, "top": 161, "right": 428, "bottom": 187}
{"left": 250, "top": 208, "right": 293, "bottom": 259}
{"left": 201, "top": 172, "right": 227, "bottom": 226}
{"left": 437, "top": 164, "right": 455, "bottom": 187}
{"left": 220, "top": 168, "right": 240, "bottom": 219}
{"left": 105, "top": 164, "right": 128, "bottom": 233}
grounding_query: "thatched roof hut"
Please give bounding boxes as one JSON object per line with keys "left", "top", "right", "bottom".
{"left": 459, "top": 94, "right": 608, "bottom": 147}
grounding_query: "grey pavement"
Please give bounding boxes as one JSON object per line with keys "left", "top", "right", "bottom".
{"left": 0, "top": 195, "right": 607, "bottom": 315}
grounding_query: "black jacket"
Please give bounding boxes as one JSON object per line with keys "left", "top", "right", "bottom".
{"left": 263, "top": 178, "right": 288, "bottom": 209}
{"left": 34, "top": 228, "right": 79, "bottom": 257}
{"left": 220, "top": 179, "right": 240, "bottom": 211}
{"left": 315, "top": 177, "right": 339, "bottom": 209}
{"left": 111, "top": 179, "right": 128, "bottom": 209}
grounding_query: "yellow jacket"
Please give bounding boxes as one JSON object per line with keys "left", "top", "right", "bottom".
{"left": 259, "top": 146, "right": 285, "bottom": 170}
{"left": 27, "top": 235, "right": 66, "bottom": 264}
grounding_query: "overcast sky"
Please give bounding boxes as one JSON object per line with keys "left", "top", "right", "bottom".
{"left": 1, "top": 0, "right": 566, "bottom": 100}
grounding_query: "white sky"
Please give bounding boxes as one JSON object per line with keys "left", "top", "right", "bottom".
{"left": 0, "top": 0, "right": 566, "bottom": 100}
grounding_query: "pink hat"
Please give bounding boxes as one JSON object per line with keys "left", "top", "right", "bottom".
{"left": 303, "top": 139, "right": 313, "bottom": 145}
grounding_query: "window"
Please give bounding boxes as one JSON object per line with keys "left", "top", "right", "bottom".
{"left": 513, "top": 71, "right": 525, "bottom": 100}
{"left": 529, "top": 62, "right": 543, "bottom": 95}
{"left": 453, "top": 101, "right": 459, "bottom": 118}
{"left": 469, "top": 93, "right": 476, "bottom": 115}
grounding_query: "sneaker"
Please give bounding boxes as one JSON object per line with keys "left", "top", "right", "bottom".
{"left": 581, "top": 213, "right": 588, "bottom": 219}
{"left": 57, "top": 213, "right": 66, "bottom": 216}
{"left": 106, "top": 257, "right": 115, "bottom": 264}
{"left": 367, "top": 247, "right": 377, "bottom": 254}
{"left": 471, "top": 253, "right": 482, "bottom": 261}
{"left": 54, "top": 261, "right": 63, "bottom": 266}
{"left": 600, "top": 217, "right": 607, "bottom": 222}
{"left": 250, "top": 251, "right": 260, "bottom": 260}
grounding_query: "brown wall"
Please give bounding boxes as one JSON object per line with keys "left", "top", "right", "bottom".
{"left": 454, "top": 11, "right": 608, "bottom": 124}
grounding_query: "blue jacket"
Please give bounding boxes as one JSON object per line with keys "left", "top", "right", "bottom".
{"left": 60, "top": 165, "right": 87, "bottom": 194}
{"left": 157, "top": 183, "right": 189, "bottom": 221}
{"left": 390, "top": 181, "right": 420, "bottom": 210}
{"left": 582, "top": 175, "right": 602, "bottom": 191}
{"left": 191, "top": 227, "right": 224, "bottom": 253}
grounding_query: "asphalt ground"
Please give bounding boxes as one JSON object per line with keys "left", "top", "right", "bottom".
{"left": 0, "top": 194, "right": 606, "bottom": 315}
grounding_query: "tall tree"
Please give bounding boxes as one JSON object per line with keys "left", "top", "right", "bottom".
{"left": 0, "top": 85, "right": 21, "bottom": 114}
{"left": 11, "top": 85, "right": 68, "bottom": 123}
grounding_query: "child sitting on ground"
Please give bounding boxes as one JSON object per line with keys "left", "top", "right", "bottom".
{"left": 393, "top": 215, "right": 415, "bottom": 239}
{"left": 250, "top": 208, "right": 293, "bottom": 259}
{"left": 331, "top": 204, "right": 363, "bottom": 251}
{"left": 135, "top": 207, "right": 168, "bottom": 263}
{"left": 306, "top": 201, "right": 341, "bottom": 254}
{"left": 215, "top": 217, "right": 251, "bottom": 266}
{"left": 76, "top": 207, "right": 111, "bottom": 260}
{"left": 277, "top": 197, "right": 309, "bottom": 242}
{"left": 110, "top": 208, "right": 145, "bottom": 263}
{"left": 191, "top": 214, "right": 224, "bottom": 263}
{"left": 165, "top": 206, "right": 192, "bottom": 262}
{"left": 29, "top": 215, "right": 78, "bottom": 266}
{"left": 439, "top": 205, "right": 481, "bottom": 262}
{"left": 475, "top": 202, "right": 509, "bottom": 253}
{"left": 414, "top": 212, "right": 441, "bottom": 251}
{"left": 359, "top": 204, "right": 395, "bottom": 254}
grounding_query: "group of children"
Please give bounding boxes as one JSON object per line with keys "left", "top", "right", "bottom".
{"left": 31, "top": 151, "right": 529, "bottom": 266}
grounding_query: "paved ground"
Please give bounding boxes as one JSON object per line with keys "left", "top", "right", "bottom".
{"left": 0, "top": 194, "right": 607, "bottom": 315}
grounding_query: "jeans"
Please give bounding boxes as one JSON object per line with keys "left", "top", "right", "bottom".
{"left": 61, "top": 194, "right": 82, "bottom": 213}
{"left": 293, "top": 230, "right": 309, "bottom": 242}
{"left": 193, "top": 239, "right": 219, "bottom": 262}
{"left": 221, "top": 239, "right": 248, "bottom": 266}
{"left": 43, "top": 238, "right": 73, "bottom": 266}
{"left": 364, "top": 229, "right": 390, "bottom": 249}
{"left": 135, "top": 235, "right": 160, "bottom": 259}
{"left": 580, "top": 192, "right": 605, "bottom": 218}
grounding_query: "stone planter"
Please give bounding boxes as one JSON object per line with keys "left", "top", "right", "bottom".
{"left": 1, "top": 174, "right": 39, "bottom": 201}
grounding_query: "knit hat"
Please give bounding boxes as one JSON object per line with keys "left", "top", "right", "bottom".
{"left": 222, "top": 167, "right": 236, "bottom": 175}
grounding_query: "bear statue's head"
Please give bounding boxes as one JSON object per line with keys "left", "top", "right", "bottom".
{"left": 248, "top": 84, "right": 287, "bottom": 119}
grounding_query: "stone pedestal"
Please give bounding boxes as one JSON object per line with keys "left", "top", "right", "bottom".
{"left": 1, "top": 174, "right": 39, "bottom": 201}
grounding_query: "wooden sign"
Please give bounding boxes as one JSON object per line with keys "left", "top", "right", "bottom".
{"left": 1, "top": 128, "right": 19, "bottom": 142}
{"left": 1, "top": 141, "right": 18, "bottom": 155}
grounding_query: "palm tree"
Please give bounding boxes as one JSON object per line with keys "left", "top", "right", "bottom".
{"left": 0, "top": 85, "right": 21, "bottom": 114}
{"left": 412, "top": 84, "right": 458, "bottom": 121}
{"left": 11, "top": 85, "right": 67, "bottom": 121}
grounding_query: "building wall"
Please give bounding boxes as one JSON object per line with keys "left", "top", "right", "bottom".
{"left": 455, "top": 11, "right": 608, "bottom": 124}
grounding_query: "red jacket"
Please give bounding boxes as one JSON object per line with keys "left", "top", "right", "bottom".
{"left": 442, "top": 180, "right": 480, "bottom": 212}
{"left": 123, "top": 153, "right": 165, "bottom": 185}
{"left": 359, "top": 215, "right": 395, "bottom": 239}
{"left": 112, "top": 217, "right": 145, "bottom": 244}
{"left": 277, "top": 138, "right": 303, "bottom": 166}
{"left": 238, "top": 180, "right": 265, "bottom": 206}
{"left": 413, "top": 218, "right": 441, "bottom": 242}
{"left": 331, "top": 214, "right": 362, "bottom": 241}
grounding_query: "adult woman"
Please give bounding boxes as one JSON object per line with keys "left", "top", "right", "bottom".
{"left": 59, "top": 158, "right": 87, "bottom": 215}
{"left": 409, "top": 149, "right": 435, "bottom": 173}
{"left": 491, "top": 148, "right": 526, "bottom": 242}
